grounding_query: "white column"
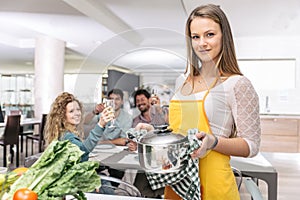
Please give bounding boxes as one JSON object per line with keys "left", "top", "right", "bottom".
{"left": 34, "top": 36, "right": 65, "bottom": 119}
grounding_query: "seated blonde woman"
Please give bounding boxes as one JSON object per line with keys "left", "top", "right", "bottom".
{"left": 44, "top": 92, "right": 113, "bottom": 161}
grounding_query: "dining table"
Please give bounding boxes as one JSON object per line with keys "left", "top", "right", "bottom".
{"left": 65, "top": 192, "right": 159, "bottom": 200}
{"left": 90, "top": 144, "right": 277, "bottom": 200}
{"left": 89, "top": 144, "right": 139, "bottom": 169}
{"left": 0, "top": 117, "right": 41, "bottom": 128}
{"left": 0, "top": 117, "right": 41, "bottom": 153}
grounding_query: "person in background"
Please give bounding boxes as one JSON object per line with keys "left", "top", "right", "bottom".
{"left": 84, "top": 88, "right": 132, "bottom": 146}
{"left": 44, "top": 92, "right": 113, "bottom": 162}
{"left": 132, "top": 89, "right": 168, "bottom": 128}
{"left": 85, "top": 88, "right": 133, "bottom": 184}
{"left": 131, "top": 4, "right": 261, "bottom": 200}
{"left": 130, "top": 89, "right": 168, "bottom": 198}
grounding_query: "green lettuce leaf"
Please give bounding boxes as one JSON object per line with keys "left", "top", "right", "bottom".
{"left": 41, "top": 161, "right": 100, "bottom": 199}
{"left": 3, "top": 140, "right": 83, "bottom": 199}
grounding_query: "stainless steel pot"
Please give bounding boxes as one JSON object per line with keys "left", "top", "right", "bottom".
{"left": 128, "top": 127, "right": 190, "bottom": 173}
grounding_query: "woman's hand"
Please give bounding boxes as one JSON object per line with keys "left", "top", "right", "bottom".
{"left": 127, "top": 123, "right": 154, "bottom": 151}
{"left": 150, "top": 95, "right": 160, "bottom": 106}
{"left": 127, "top": 140, "right": 137, "bottom": 151}
{"left": 134, "top": 123, "right": 154, "bottom": 132}
{"left": 93, "top": 103, "right": 105, "bottom": 115}
{"left": 190, "top": 132, "right": 218, "bottom": 159}
{"left": 98, "top": 107, "right": 114, "bottom": 128}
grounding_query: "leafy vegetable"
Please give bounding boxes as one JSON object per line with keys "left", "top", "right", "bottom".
{"left": 40, "top": 161, "right": 100, "bottom": 199}
{"left": 0, "top": 171, "right": 20, "bottom": 198}
{"left": 3, "top": 140, "right": 101, "bottom": 200}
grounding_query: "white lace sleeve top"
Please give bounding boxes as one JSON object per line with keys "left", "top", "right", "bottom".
{"left": 172, "top": 75, "right": 261, "bottom": 157}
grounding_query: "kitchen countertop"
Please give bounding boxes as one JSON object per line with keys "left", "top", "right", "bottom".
{"left": 260, "top": 113, "right": 300, "bottom": 119}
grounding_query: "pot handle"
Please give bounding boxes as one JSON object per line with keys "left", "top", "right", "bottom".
{"left": 153, "top": 124, "right": 169, "bottom": 130}
{"left": 126, "top": 128, "right": 138, "bottom": 142}
{"left": 154, "top": 128, "right": 173, "bottom": 135}
{"left": 126, "top": 128, "right": 147, "bottom": 142}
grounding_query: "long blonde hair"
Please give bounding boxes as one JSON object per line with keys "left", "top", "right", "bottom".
{"left": 44, "top": 92, "right": 84, "bottom": 145}
{"left": 185, "top": 4, "right": 242, "bottom": 80}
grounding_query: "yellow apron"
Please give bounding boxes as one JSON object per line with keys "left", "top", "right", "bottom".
{"left": 165, "top": 92, "right": 240, "bottom": 200}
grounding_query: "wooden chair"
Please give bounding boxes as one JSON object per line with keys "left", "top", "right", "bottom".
{"left": 25, "top": 114, "right": 47, "bottom": 156}
{"left": 0, "top": 115, "right": 21, "bottom": 167}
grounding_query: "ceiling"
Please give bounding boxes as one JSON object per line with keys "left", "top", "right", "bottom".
{"left": 1, "top": 0, "right": 300, "bottom": 84}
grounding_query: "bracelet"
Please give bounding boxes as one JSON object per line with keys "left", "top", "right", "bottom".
{"left": 208, "top": 135, "right": 218, "bottom": 150}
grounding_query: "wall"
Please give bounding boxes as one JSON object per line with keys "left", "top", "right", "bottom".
{"left": 236, "top": 36, "right": 300, "bottom": 114}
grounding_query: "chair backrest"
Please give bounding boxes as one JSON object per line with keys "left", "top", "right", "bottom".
{"left": 244, "top": 178, "right": 264, "bottom": 200}
{"left": 10, "top": 110, "right": 22, "bottom": 116}
{"left": 232, "top": 167, "right": 243, "bottom": 190}
{"left": 98, "top": 174, "right": 141, "bottom": 197}
{"left": 4, "top": 115, "right": 21, "bottom": 145}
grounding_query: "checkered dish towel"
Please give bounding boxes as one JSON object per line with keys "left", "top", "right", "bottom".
{"left": 146, "top": 129, "right": 202, "bottom": 200}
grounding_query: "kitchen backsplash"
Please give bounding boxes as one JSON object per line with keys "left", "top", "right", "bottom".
{"left": 258, "top": 89, "right": 300, "bottom": 115}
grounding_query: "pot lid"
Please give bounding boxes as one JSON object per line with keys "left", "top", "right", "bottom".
{"left": 139, "top": 128, "right": 187, "bottom": 145}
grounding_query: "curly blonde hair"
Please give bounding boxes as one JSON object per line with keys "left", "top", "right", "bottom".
{"left": 44, "top": 92, "right": 84, "bottom": 145}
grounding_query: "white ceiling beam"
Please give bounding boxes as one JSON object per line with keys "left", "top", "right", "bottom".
{"left": 63, "top": 0, "right": 143, "bottom": 45}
